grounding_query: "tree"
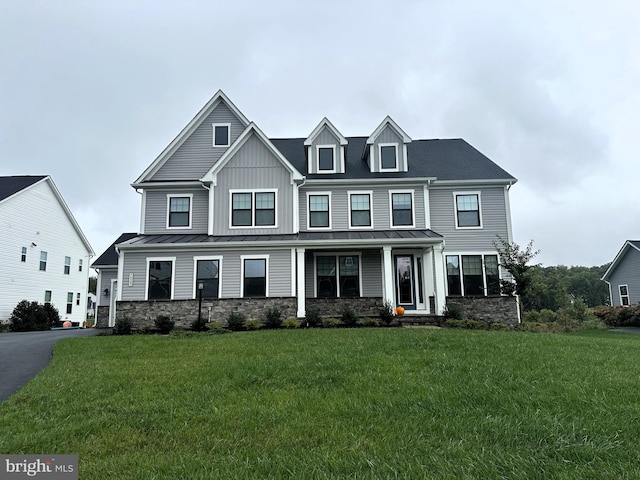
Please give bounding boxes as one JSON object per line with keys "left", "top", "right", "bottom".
{"left": 493, "top": 237, "right": 540, "bottom": 309}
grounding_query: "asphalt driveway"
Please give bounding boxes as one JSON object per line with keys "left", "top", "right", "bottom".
{"left": 0, "top": 328, "right": 100, "bottom": 402}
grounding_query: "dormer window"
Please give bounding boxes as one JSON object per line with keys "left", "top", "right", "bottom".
{"left": 380, "top": 144, "right": 398, "bottom": 170}
{"left": 317, "top": 146, "right": 335, "bottom": 172}
{"left": 212, "top": 123, "right": 230, "bottom": 147}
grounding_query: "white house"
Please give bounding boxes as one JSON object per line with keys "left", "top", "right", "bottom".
{"left": 0, "top": 176, "right": 95, "bottom": 325}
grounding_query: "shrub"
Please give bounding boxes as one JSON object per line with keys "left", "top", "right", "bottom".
{"left": 444, "top": 318, "right": 487, "bottom": 330}
{"left": 378, "top": 300, "right": 394, "bottom": 326}
{"left": 206, "top": 322, "right": 229, "bottom": 334}
{"left": 43, "top": 303, "right": 61, "bottom": 327}
{"left": 305, "top": 308, "right": 322, "bottom": 327}
{"left": 341, "top": 306, "right": 358, "bottom": 327}
{"left": 245, "top": 319, "right": 263, "bottom": 330}
{"left": 322, "top": 317, "right": 341, "bottom": 328}
{"left": 489, "top": 322, "right": 510, "bottom": 331}
{"left": 154, "top": 315, "right": 175, "bottom": 334}
{"left": 283, "top": 318, "right": 301, "bottom": 329}
{"left": 226, "top": 312, "right": 246, "bottom": 331}
{"left": 443, "top": 304, "right": 463, "bottom": 320}
{"left": 191, "top": 316, "right": 208, "bottom": 332}
{"left": 359, "top": 317, "right": 380, "bottom": 327}
{"left": 114, "top": 317, "right": 132, "bottom": 335}
{"left": 0, "top": 322, "right": 9, "bottom": 333}
{"left": 9, "top": 300, "right": 53, "bottom": 332}
{"left": 263, "top": 306, "right": 283, "bottom": 329}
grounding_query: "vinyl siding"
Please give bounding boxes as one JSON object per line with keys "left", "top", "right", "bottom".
{"left": 0, "top": 180, "right": 92, "bottom": 323}
{"left": 299, "top": 185, "right": 426, "bottom": 231}
{"left": 430, "top": 186, "right": 509, "bottom": 251}
{"left": 120, "top": 248, "right": 293, "bottom": 301}
{"left": 150, "top": 101, "right": 247, "bottom": 181}
{"left": 213, "top": 134, "right": 294, "bottom": 235}
{"left": 143, "top": 187, "right": 209, "bottom": 234}
{"left": 304, "top": 249, "right": 382, "bottom": 297}
{"left": 97, "top": 268, "right": 117, "bottom": 306}
{"left": 308, "top": 127, "right": 342, "bottom": 174}
{"left": 608, "top": 248, "right": 640, "bottom": 307}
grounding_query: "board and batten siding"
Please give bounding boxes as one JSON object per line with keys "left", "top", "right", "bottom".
{"left": 429, "top": 186, "right": 509, "bottom": 251}
{"left": 213, "top": 134, "right": 295, "bottom": 235}
{"left": 308, "top": 127, "right": 342, "bottom": 174}
{"left": 150, "top": 101, "right": 247, "bottom": 181}
{"left": 608, "top": 249, "right": 640, "bottom": 307}
{"left": 0, "top": 180, "right": 92, "bottom": 323}
{"left": 299, "top": 185, "right": 426, "bottom": 231}
{"left": 120, "top": 248, "right": 293, "bottom": 301}
{"left": 143, "top": 187, "right": 209, "bottom": 234}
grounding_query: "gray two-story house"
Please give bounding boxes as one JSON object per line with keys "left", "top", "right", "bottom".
{"left": 93, "top": 90, "right": 518, "bottom": 328}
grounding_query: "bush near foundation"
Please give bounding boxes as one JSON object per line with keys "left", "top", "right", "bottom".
{"left": 9, "top": 300, "right": 58, "bottom": 332}
{"left": 593, "top": 305, "right": 640, "bottom": 327}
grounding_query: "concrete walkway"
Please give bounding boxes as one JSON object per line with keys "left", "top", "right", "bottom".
{"left": 0, "top": 328, "right": 99, "bottom": 402}
{"left": 610, "top": 327, "right": 640, "bottom": 334}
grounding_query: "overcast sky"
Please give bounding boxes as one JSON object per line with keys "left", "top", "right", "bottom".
{"left": 1, "top": 0, "right": 638, "bottom": 269}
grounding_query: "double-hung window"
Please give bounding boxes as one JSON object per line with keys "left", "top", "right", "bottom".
{"left": 379, "top": 143, "right": 398, "bottom": 170}
{"left": 167, "top": 195, "right": 192, "bottom": 228}
{"left": 64, "top": 256, "right": 71, "bottom": 275}
{"left": 242, "top": 257, "right": 268, "bottom": 297}
{"left": 147, "top": 258, "right": 175, "bottom": 300}
{"left": 619, "top": 285, "right": 630, "bottom": 306}
{"left": 316, "top": 255, "right": 360, "bottom": 298}
{"left": 76, "top": 293, "right": 81, "bottom": 306}
{"left": 231, "top": 191, "right": 276, "bottom": 228}
{"left": 317, "top": 146, "right": 336, "bottom": 172}
{"left": 349, "top": 192, "right": 372, "bottom": 228}
{"left": 212, "top": 123, "right": 230, "bottom": 147}
{"left": 21, "top": 247, "right": 27, "bottom": 262}
{"left": 66, "top": 292, "right": 73, "bottom": 314}
{"left": 195, "top": 258, "right": 220, "bottom": 299}
{"left": 44, "top": 290, "right": 52, "bottom": 305}
{"left": 446, "top": 254, "right": 501, "bottom": 296}
{"left": 79, "top": 259, "right": 83, "bottom": 272}
{"left": 308, "top": 193, "right": 330, "bottom": 229}
{"left": 39, "top": 251, "right": 47, "bottom": 271}
{"left": 455, "top": 193, "right": 482, "bottom": 228}
{"left": 391, "top": 191, "right": 414, "bottom": 227}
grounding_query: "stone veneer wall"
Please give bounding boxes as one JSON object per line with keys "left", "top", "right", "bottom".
{"left": 95, "top": 306, "right": 110, "bottom": 328}
{"left": 445, "top": 296, "right": 519, "bottom": 324}
{"left": 306, "top": 297, "right": 384, "bottom": 317}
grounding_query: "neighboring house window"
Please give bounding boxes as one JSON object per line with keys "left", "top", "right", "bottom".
{"left": 455, "top": 193, "right": 482, "bottom": 228}
{"left": 212, "top": 123, "right": 230, "bottom": 147}
{"left": 308, "top": 194, "right": 330, "bottom": 229}
{"left": 195, "top": 258, "right": 220, "bottom": 299}
{"left": 379, "top": 143, "right": 398, "bottom": 170}
{"left": 39, "top": 251, "right": 47, "bottom": 271}
{"left": 391, "top": 192, "right": 414, "bottom": 227}
{"left": 316, "top": 255, "right": 360, "bottom": 298}
{"left": 147, "top": 259, "right": 174, "bottom": 300}
{"left": 446, "top": 254, "right": 501, "bottom": 296}
{"left": 64, "top": 256, "right": 71, "bottom": 275}
{"left": 231, "top": 191, "right": 276, "bottom": 228}
{"left": 619, "top": 285, "right": 630, "bottom": 306}
{"left": 44, "top": 290, "right": 52, "bottom": 304}
{"left": 76, "top": 293, "right": 81, "bottom": 306}
{"left": 317, "top": 146, "right": 335, "bottom": 172}
{"left": 21, "top": 247, "right": 27, "bottom": 262}
{"left": 242, "top": 257, "right": 267, "bottom": 297}
{"left": 79, "top": 259, "right": 83, "bottom": 272}
{"left": 349, "top": 192, "right": 372, "bottom": 228}
{"left": 66, "top": 292, "right": 73, "bottom": 314}
{"left": 167, "top": 195, "right": 192, "bottom": 228}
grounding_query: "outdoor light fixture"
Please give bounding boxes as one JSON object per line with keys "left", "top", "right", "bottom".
{"left": 103, "top": 288, "right": 109, "bottom": 296}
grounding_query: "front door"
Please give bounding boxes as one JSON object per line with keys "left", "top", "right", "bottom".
{"left": 395, "top": 255, "right": 415, "bottom": 310}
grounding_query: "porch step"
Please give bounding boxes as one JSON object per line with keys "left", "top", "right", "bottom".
{"left": 398, "top": 315, "right": 443, "bottom": 327}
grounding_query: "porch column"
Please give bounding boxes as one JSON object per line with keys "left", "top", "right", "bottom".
{"left": 433, "top": 244, "right": 446, "bottom": 315}
{"left": 296, "top": 248, "right": 306, "bottom": 318}
{"left": 423, "top": 248, "right": 435, "bottom": 313}
{"left": 382, "top": 246, "right": 395, "bottom": 306}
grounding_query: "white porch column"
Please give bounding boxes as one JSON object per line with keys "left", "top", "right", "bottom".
{"left": 433, "top": 244, "right": 447, "bottom": 315}
{"left": 423, "top": 248, "right": 435, "bottom": 313}
{"left": 382, "top": 246, "right": 395, "bottom": 306}
{"left": 296, "top": 248, "right": 306, "bottom": 318}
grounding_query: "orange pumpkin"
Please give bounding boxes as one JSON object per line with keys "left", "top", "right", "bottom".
{"left": 63, "top": 321, "right": 72, "bottom": 328}
{"left": 394, "top": 306, "right": 405, "bottom": 316}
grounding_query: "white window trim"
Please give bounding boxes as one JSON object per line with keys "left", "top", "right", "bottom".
{"left": 348, "top": 191, "right": 374, "bottom": 229}
{"left": 316, "top": 145, "right": 337, "bottom": 173}
{"left": 444, "top": 252, "right": 502, "bottom": 297}
{"left": 240, "top": 255, "right": 269, "bottom": 298}
{"left": 306, "top": 191, "right": 332, "bottom": 230}
{"left": 193, "top": 256, "right": 223, "bottom": 299}
{"left": 166, "top": 193, "right": 193, "bottom": 230}
{"left": 313, "top": 252, "right": 363, "bottom": 298}
{"left": 379, "top": 142, "right": 400, "bottom": 172}
{"left": 389, "top": 190, "right": 416, "bottom": 229}
{"left": 619, "top": 284, "right": 630, "bottom": 307}
{"left": 145, "top": 257, "right": 176, "bottom": 301}
{"left": 212, "top": 123, "right": 231, "bottom": 147}
{"left": 229, "top": 189, "right": 278, "bottom": 229}
{"left": 453, "top": 191, "right": 483, "bottom": 229}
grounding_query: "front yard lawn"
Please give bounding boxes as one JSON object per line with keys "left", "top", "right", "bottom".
{"left": 2, "top": 329, "right": 640, "bottom": 479}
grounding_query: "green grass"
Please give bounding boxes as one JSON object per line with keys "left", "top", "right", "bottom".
{"left": 2, "top": 329, "right": 640, "bottom": 479}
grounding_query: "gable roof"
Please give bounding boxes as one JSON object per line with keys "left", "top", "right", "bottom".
{"left": 367, "top": 116, "right": 412, "bottom": 145}
{"left": 0, "top": 175, "right": 94, "bottom": 255}
{"left": 601, "top": 240, "right": 640, "bottom": 281}
{"left": 91, "top": 232, "right": 138, "bottom": 267}
{"left": 270, "top": 137, "right": 515, "bottom": 182}
{"left": 0, "top": 175, "right": 47, "bottom": 202}
{"left": 304, "top": 117, "right": 348, "bottom": 146}
{"left": 133, "top": 90, "right": 250, "bottom": 184}
{"left": 200, "top": 122, "right": 304, "bottom": 185}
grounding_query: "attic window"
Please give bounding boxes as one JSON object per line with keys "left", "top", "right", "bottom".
{"left": 379, "top": 144, "right": 398, "bottom": 170}
{"left": 317, "top": 145, "right": 336, "bottom": 172}
{"left": 213, "top": 123, "right": 230, "bottom": 147}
